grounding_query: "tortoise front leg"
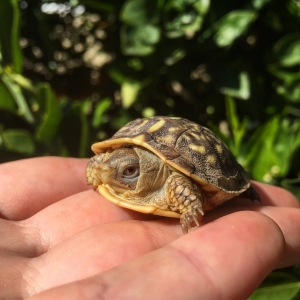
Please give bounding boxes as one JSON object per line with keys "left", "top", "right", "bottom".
{"left": 166, "top": 173, "right": 205, "bottom": 234}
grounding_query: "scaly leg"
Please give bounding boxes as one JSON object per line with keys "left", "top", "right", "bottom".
{"left": 165, "top": 173, "right": 205, "bottom": 234}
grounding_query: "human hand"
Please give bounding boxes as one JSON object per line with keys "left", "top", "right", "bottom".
{"left": 1, "top": 157, "right": 300, "bottom": 299}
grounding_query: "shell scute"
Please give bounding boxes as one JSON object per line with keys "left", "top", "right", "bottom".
{"left": 174, "top": 125, "right": 249, "bottom": 192}
{"left": 146, "top": 140, "right": 181, "bottom": 160}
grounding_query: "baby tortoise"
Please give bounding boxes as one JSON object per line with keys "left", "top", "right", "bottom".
{"left": 86, "top": 116, "right": 260, "bottom": 234}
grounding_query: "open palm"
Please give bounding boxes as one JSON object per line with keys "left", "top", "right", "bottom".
{"left": 1, "top": 157, "right": 300, "bottom": 299}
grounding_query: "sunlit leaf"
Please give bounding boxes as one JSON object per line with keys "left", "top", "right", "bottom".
{"left": 226, "top": 96, "right": 239, "bottom": 134}
{"left": 272, "top": 33, "right": 300, "bottom": 67}
{"left": 2, "top": 129, "right": 35, "bottom": 155}
{"left": 214, "top": 10, "right": 257, "bottom": 47}
{"left": 120, "top": 0, "right": 159, "bottom": 26}
{"left": 142, "top": 107, "right": 156, "bottom": 118}
{"left": 245, "top": 118, "right": 300, "bottom": 182}
{"left": 121, "top": 81, "right": 142, "bottom": 108}
{"left": 252, "top": 0, "right": 271, "bottom": 9}
{"left": 277, "top": 80, "right": 300, "bottom": 103}
{"left": 220, "top": 72, "right": 250, "bottom": 100}
{"left": 1, "top": 73, "right": 34, "bottom": 123}
{"left": 164, "top": 0, "right": 210, "bottom": 38}
{"left": 193, "top": 0, "right": 210, "bottom": 15}
{"left": 121, "top": 24, "right": 161, "bottom": 56}
{"left": 7, "top": 73, "right": 35, "bottom": 93}
{"left": 224, "top": 96, "right": 248, "bottom": 159}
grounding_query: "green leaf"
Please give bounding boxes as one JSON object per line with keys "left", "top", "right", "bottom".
{"left": 2, "top": 129, "right": 35, "bottom": 155}
{"left": 277, "top": 79, "right": 300, "bottom": 103}
{"left": 274, "top": 119, "right": 300, "bottom": 175}
{"left": 245, "top": 118, "right": 300, "bottom": 182}
{"left": 92, "top": 98, "right": 111, "bottom": 128}
{"left": 226, "top": 96, "right": 239, "bottom": 133}
{"left": 7, "top": 73, "right": 35, "bottom": 93}
{"left": 0, "top": 0, "right": 23, "bottom": 72}
{"left": 272, "top": 33, "right": 300, "bottom": 67}
{"left": 193, "top": 0, "right": 210, "bottom": 15}
{"left": 120, "top": 0, "right": 159, "bottom": 26}
{"left": 108, "top": 68, "right": 130, "bottom": 84}
{"left": 120, "top": 0, "right": 161, "bottom": 55}
{"left": 164, "top": 0, "right": 210, "bottom": 38}
{"left": 225, "top": 96, "right": 248, "bottom": 158}
{"left": 268, "top": 68, "right": 300, "bottom": 82}
{"left": 0, "top": 81, "right": 15, "bottom": 111}
{"left": 121, "top": 81, "right": 143, "bottom": 108}
{"left": 214, "top": 10, "right": 257, "bottom": 47}
{"left": 1, "top": 73, "right": 34, "bottom": 123}
{"left": 35, "top": 83, "right": 62, "bottom": 142}
{"left": 249, "top": 270, "right": 300, "bottom": 299}
{"left": 142, "top": 107, "right": 156, "bottom": 118}
{"left": 245, "top": 117, "right": 279, "bottom": 181}
{"left": 164, "top": 49, "right": 186, "bottom": 66}
{"left": 120, "top": 24, "right": 161, "bottom": 56}
{"left": 249, "top": 278, "right": 300, "bottom": 300}
{"left": 220, "top": 71, "right": 250, "bottom": 100}
{"left": 165, "top": 15, "right": 202, "bottom": 38}
{"left": 252, "top": 0, "right": 271, "bottom": 9}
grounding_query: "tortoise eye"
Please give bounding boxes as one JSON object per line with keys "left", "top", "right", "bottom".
{"left": 122, "top": 166, "right": 139, "bottom": 178}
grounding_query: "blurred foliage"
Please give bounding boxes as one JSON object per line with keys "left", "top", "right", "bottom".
{"left": 1, "top": 0, "right": 300, "bottom": 297}
{"left": 249, "top": 270, "right": 300, "bottom": 300}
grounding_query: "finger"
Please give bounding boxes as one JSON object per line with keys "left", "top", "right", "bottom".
{"left": 256, "top": 205, "right": 300, "bottom": 268}
{"left": 0, "top": 157, "right": 89, "bottom": 220}
{"left": 28, "top": 211, "right": 285, "bottom": 300}
{"left": 19, "top": 182, "right": 300, "bottom": 255}
{"left": 0, "top": 206, "right": 180, "bottom": 298}
{"left": 227, "top": 182, "right": 300, "bottom": 208}
{"left": 23, "top": 220, "right": 181, "bottom": 296}
{"left": 25, "top": 190, "right": 129, "bottom": 250}
{"left": 252, "top": 182, "right": 300, "bottom": 207}
{"left": 203, "top": 204, "right": 300, "bottom": 267}
{"left": 19, "top": 189, "right": 163, "bottom": 253}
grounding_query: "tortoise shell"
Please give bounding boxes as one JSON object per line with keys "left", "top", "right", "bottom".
{"left": 91, "top": 116, "right": 250, "bottom": 194}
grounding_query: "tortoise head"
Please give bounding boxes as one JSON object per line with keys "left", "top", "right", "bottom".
{"left": 86, "top": 146, "right": 172, "bottom": 202}
{"left": 95, "top": 147, "right": 140, "bottom": 193}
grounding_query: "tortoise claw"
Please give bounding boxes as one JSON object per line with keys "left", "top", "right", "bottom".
{"left": 181, "top": 223, "right": 188, "bottom": 235}
{"left": 180, "top": 205, "right": 203, "bottom": 234}
{"left": 193, "top": 215, "right": 199, "bottom": 227}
